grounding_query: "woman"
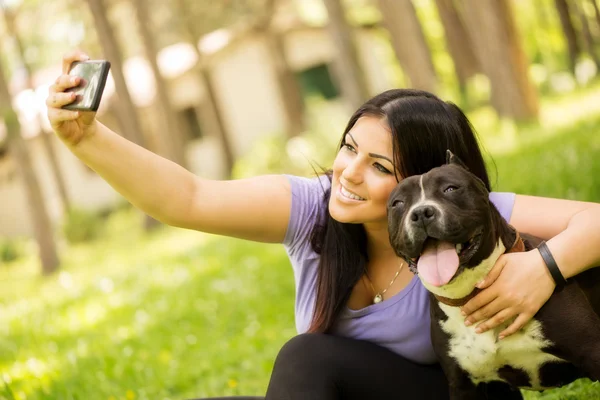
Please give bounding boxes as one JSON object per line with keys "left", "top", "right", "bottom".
{"left": 47, "top": 51, "right": 600, "bottom": 399}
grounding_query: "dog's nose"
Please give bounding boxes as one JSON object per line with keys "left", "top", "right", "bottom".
{"left": 410, "top": 205, "right": 437, "bottom": 225}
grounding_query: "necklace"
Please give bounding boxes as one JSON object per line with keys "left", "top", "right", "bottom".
{"left": 364, "top": 260, "right": 405, "bottom": 304}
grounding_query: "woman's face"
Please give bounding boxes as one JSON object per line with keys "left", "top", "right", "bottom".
{"left": 329, "top": 116, "right": 400, "bottom": 226}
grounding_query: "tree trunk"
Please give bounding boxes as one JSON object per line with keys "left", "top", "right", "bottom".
{"left": 0, "top": 57, "right": 60, "bottom": 275}
{"left": 174, "top": 0, "right": 235, "bottom": 175}
{"left": 591, "top": 0, "right": 600, "bottom": 32}
{"left": 322, "top": 0, "right": 370, "bottom": 110}
{"left": 86, "top": 0, "right": 147, "bottom": 148}
{"left": 86, "top": 0, "right": 160, "bottom": 230}
{"left": 264, "top": 30, "right": 306, "bottom": 138}
{"left": 554, "top": 0, "right": 582, "bottom": 74}
{"left": 258, "top": 0, "right": 305, "bottom": 139}
{"left": 461, "top": 0, "right": 539, "bottom": 120}
{"left": 132, "top": 0, "right": 187, "bottom": 168}
{"left": 434, "top": 0, "right": 482, "bottom": 94}
{"left": 2, "top": 7, "right": 71, "bottom": 213}
{"left": 378, "top": 0, "right": 438, "bottom": 93}
{"left": 572, "top": 0, "right": 600, "bottom": 69}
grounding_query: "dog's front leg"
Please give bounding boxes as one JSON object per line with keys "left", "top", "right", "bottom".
{"left": 430, "top": 299, "right": 480, "bottom": 400}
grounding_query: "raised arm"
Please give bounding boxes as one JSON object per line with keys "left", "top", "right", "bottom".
{"left": 47, "top": 51, "right": 292, "bottom": 243}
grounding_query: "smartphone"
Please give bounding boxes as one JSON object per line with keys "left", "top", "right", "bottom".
{"left": 62, "top": 60, "right": 111, "bottom": 112}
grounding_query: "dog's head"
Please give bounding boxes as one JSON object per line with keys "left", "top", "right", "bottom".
{"left": 387, "top": 151, "right": 504, "bottom": 288}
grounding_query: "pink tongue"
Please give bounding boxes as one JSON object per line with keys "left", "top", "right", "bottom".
{"left": 417, "top": 240, "right": 460, "bottom": 287}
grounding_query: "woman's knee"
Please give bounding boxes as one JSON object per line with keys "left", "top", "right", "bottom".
{"left": 272, "top": 333, "right": 336, "bottom": 371}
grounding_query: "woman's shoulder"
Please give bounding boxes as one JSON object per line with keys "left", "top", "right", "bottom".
{"left": 282, "top": 174, "right": 330, "bottom": 250}
{"left": 489, "top": 191, "right": 516, "bottom": 222}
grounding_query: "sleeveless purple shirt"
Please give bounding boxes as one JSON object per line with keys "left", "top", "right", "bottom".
{"left": 282, "top": 175, "right": 516, "bottom": 364}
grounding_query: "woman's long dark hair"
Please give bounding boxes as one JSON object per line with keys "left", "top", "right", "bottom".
{"left": 308, "top": 89, "right": 491, "bottom": 333}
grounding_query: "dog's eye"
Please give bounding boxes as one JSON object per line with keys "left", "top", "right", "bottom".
{"left": 390, "top": 199, "right": 404, "bottom": 208}
{"left": 444, "top": 185, "right": 458, "bottom": 193}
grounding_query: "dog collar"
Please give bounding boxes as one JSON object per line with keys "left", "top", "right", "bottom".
{"left": 434, "top": 231, "right": 525, "bottom": 307}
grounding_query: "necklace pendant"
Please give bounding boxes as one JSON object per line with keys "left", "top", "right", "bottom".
{"left": 373, "top": 294, "right": 383, "bottom": 304}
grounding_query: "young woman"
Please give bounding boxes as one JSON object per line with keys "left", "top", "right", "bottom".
{"left": 47, "top": 51, "right": 600, "bottom": 399}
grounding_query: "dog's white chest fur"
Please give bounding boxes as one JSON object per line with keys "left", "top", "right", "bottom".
{"left": 439, "top": 298, "right": 564, "bottom": 389}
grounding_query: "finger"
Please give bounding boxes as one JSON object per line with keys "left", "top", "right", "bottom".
{"left": 498, "top": 313, "right": 532, "bottom": 340}
{"left": 48, "top": 108, "right": 80, "bottom": 123}
{"left": 46, "top": 92, "right": 77, "bottom": 108}
{"left": 464, "top": 297, "right": 503, "bottom": 327}
{"left": 62, "top": 50, "right": 90, "bottom": 74}
{"left": 461, "top": 288, "right": 498, "bottom": 317}
{"left": 50, "top": 75, "right": 81, "bottom": 94}
{"left": 476, "top": 255, "right": 508, "bottom": 289}
{"left": 473, "top": 307, "right": 516, "bottom": 334}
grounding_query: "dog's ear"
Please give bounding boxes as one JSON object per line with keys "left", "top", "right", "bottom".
{"left": 446, "top": 150, "right": 469, "bottom": 171}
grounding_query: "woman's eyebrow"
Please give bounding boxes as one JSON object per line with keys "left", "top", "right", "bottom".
{"left": 347, "top": 132, "right": 394, "bottom": 165}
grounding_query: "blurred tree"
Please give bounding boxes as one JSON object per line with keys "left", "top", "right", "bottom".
{"left": 174, "top": 0, "right": 235, "bottom": 175}
{"left": 460, "top": 0, "right": 539, "bottom": 120}
{"left": 85, "top": 0, "right": 147, "bottom": 147}
{"left": 377, "top": 0, "right": 438, "bottom": 93}
{"left": 131, "top": 0, "right": 187, "bottom": 167}
{"left": 0, "top": 44, "right": 60, "bottom": 275}
{"left": 254, "top": 0, "right": 306, "bottom": 138}
{"left": 321, "top": 0, "right": 370, "bottom": 110}
{"left": 572, "top": 0, "right": 600, "bottom": 69}
{"left": 433, "top": 0, "right": 482, "bottom": 95}
{"left": 85, "top": 0, "right": 160, "bottom": 229}
{"left": 592, "top": 0, "right": 600, "bottom": 31}
{"left": 2, "top": 5, "right": 71, "bottom": 213}
{"left": 554, "top": 0, "right": 582, "bottom": 74}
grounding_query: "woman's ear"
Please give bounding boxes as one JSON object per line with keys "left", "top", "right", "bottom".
{"left": 446, "top": 150, "right": 469, "bottom": 170}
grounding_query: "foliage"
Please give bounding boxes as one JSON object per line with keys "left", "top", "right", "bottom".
{"left": 61, "top": 207, "right": 106, "bottom": 244}
{"left": 0, "top": 238, "right": 23, "bottom": 264}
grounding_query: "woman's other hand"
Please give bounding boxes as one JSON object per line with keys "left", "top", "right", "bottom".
{"left": 460, "top": 250, "right": 556, "bottom": 339}
{"left": 46, "top": 50, "right": 97, "bottom": 146}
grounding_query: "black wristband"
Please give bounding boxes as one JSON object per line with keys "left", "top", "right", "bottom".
{"left": 538, "top": 241, "right": 567, "bottom": 287}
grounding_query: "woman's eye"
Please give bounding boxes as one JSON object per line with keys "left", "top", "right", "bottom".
{"left": 374, "top": 163, "right": 391, "bottom": 174}
{"left": 342, "top": 143, "right": 356, "bottom": 153}
{"left": 444, "top": 185, "right": 458, "bottom": 193}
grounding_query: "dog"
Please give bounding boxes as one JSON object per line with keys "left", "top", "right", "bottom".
{"left": 386, "top": 151, "right": 600, "bottom": 399}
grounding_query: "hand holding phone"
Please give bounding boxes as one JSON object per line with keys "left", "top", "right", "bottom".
{"left": 62, "top": 60, "right": 111, "bottom": 112}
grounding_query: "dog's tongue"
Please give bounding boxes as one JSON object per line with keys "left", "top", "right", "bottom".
{"left": 417, "top": 239, "right": 459, "bottom": 287}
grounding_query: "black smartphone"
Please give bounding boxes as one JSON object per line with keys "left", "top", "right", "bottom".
{"left": 62, "top": 60, "right": 111, "bottom": 112}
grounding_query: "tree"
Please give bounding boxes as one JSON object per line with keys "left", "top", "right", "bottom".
{"left": 174, "top": 0, "right": 236, "bottom": 174}
{"left": 321, "top": 0, "right": 370, "bottom": 110}
{"left": 255, "top": 0, "right": 306, "bottom": 138}
{"left": 460, "top": 0, "right": 539, "bottom": 120}
{"left": 85, "top": 0, "right": 147, "bottom": 148}
{"left": 2, "top": 6, "right": 71, "bottom": 213}
{"left": 0, "top": 50, "right": 60, "bottom": 275}
{"left": 132, "top": 0, "right": 187, "bottom": 167}
{"left": 86, "top": 0, "right": 164, "bottom": 229}
{"left": 377, "top": 0, "right": 438, "bottom": 93}
{"left": 572, "top": 0, "right": 600, "bottom": 70}
{"left": 554, "top": 0, "right": 582, "bottom": 74}
{"left": 433, "top": 0, "right": 482, "bottom": 94}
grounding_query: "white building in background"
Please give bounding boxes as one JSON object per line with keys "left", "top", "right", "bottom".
{"left": 0, "top": 22, "right": 395, "bottom": 237}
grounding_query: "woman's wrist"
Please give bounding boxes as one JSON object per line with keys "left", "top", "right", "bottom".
{"left": 537, "top": 241, "right": 567, "bottom": 287}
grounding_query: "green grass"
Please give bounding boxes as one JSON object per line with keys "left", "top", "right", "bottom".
{"left": 2, "top": 87, "right": 600, "bottom": 399}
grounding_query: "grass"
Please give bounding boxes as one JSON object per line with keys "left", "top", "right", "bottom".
{"left": 2, "top": 85, "right": 600, "bottom": 399}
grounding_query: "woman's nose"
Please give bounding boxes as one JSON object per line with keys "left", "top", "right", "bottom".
{"left": 342, "top": 159, "right": 363, "bottom": 184}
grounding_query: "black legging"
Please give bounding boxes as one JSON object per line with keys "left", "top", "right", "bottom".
{"left": 191, "top": 333, "right": 523, "bottom": 400}
{"left": 265, "top": 333, "right": 449, "bottom": 400}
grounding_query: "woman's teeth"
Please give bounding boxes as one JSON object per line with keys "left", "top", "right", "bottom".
{"left": 341, "top": 185, "right": 365, "bottom": 201}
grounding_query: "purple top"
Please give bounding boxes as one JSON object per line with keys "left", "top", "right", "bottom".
{"left": 283, "top": 175, "right": 516, "bottom": 364}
